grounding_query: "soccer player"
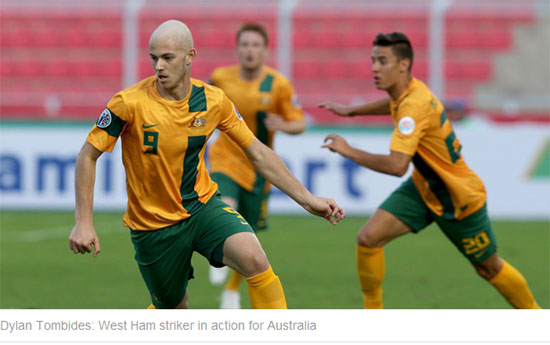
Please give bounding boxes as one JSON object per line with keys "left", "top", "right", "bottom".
{"left": 68, "top": 20, "right": 344, "bottom": 309}
{"left": 319, "top": 32, "right": 540, "bottom": 309}
{"left": 207, "top": 23, "right": 306, "bottom": 308}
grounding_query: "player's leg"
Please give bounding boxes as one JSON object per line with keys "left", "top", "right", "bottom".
{"left": 147, "top": 291, "right": 189, "bottom": 309}
{"left": 356, "top": 209, "right": 412, "bottom": 308}
{"left": 437, "top": 204, "right": 540, "bottom": 309}
{"left": 220, "top": 189, "right": 269, "bottom": 308}
{"left": 208, "top": 193, "right": 239, "bottom": 289}
{"left": 358, "top": 178, "right": 433, "bottom": 308}
{"left": 474, "top": 253, "right": 540, "bottom": 309}
{"left": 195, "top": 195, "right": 286, "bottom": 309}
{"left": 209, "top": 173, "right": 241, "bottom": 286}
{"left": 215, "top": 194, "right": 242, "bottom": 308}
{"left": 130, "top": 221, "right": 195, "bottom": 309}
{"left": 222, "top": 232, "right": 286, "bottom": 309}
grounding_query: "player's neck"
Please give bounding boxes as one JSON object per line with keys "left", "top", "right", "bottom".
{"left": 387, "top": 75, "right": 412, "bottom": 100}
{"left": 240, "top": 66, "right": 263, "bottom": 81}
{"left": 157, "top": 77, "right": 191, "bottom": 101}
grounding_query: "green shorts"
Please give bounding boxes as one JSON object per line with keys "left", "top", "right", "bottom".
{"left": 211, "top": 172, "right": 269, "bottom": 232}
{"left": 379, "top": 177, "right": 497, "bottom": 262}
{"left": 130, "top": 194, "right": 254, "bottom": 309}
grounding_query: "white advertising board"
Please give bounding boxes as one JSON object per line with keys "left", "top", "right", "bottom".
{"left": 0, "top": 120, "right": 548, "bottom": 219}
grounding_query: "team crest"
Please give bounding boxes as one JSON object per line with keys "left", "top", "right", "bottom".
{"left": 97, "top": 108, "right": 112, "bottom": 128}
{"left": 189, "top": 117, "right": 206, "bottom": 128}
{"left": 398, "top": 116, "right": 415, "bottom": 135}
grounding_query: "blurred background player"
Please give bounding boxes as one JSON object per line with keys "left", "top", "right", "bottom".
{"left": 207, "top": 23, "right": 306, "bottom": 308}
{"left": 69, "top": 20, "right": 344, "bottom": 310}
{"left": 320, "top": 32, "right": 540, "bottom": 309}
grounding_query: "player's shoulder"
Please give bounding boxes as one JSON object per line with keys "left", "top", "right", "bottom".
{"left": 191, "top": 78, "right": 227, "bottom": 105}
{"left": 116, "top": 76, "right": 155, "bottom": 98}
{"left": 407, "top": 78, "right": 434, "bottom": 105}
{"left": 263, "top": 66, "right": 291, "bottom": 85}
{"left": 398, "top": 79, "right": 432, "bottom": 111}
{"left": 211, "top": 65, "right": 240, "bottom": 81}
{"left": 109, "top": 76, "right": 156, "bottom": 109}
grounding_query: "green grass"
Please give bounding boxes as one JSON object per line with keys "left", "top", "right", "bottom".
{"left": 1, "top": 211, "right": 548, "bottom": 309}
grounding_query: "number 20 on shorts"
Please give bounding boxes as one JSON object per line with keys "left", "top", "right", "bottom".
{"left": 462, "top": 232, "right": 490, "bottom": 255}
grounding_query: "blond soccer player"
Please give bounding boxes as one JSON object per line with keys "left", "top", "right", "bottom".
{"left": 69, "top": 20, "right": 344, "bottom": 309}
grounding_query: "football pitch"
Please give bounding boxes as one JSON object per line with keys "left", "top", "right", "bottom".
{"left": 1, "top": 211, "right": 548, "bottom": 309}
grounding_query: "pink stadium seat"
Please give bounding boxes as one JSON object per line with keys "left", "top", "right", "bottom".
{"left": 293, "top": 61, "right": 320, "bottom": 79}
{"left": 0, "top": 60, "right": 13, "bottom": 77}
{"left": 0, "top": 3, "right": 538, "bottom": 121}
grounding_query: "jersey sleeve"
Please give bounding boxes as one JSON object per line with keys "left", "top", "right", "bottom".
{"left": 277, "top": 78, "right": 304, "bottom": 121}
{"left": 86, "top": 93, "right": 130, "bottom": 152}
{"left": 217, "top": 92, "right": 255, "bottom": 149}
{"left": 389, "top": 100, "right": 430, "bottom": 155}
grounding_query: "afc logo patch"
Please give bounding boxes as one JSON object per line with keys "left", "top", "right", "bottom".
{"left": 97, "top": 109, "right": 112, "bottom": 128}
{"left": 398, "top": 116, "right": 415, "bottom": 135}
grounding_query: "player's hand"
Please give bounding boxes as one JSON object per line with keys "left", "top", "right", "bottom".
{"left": 303, "top": 196, "right": 345, "bottom": 226}
{"left": 318, "top": 101, "right": 351, "bottom": 117}
{"left": 264, "top": 113, "right": 285, "bottom": 132}
{"left": 69, "top": 223, "right": 101, "bottom": 258}
{"left": 322, "top": 134, "right": 351, "bottom": 156}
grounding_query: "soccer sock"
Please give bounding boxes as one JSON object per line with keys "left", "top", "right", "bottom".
{"left": 147, "top": 304, "right": 156, "bottom": 309}
{"left": 225, "top": 269, "right": 244, "bottom": 292}
{"left": 356, "top": 245, "right": 385, "bottom": 309}
{"left": 489, "top": 259, "right": 541, "bottom": 309}
{"left": 246, "top": 265, "right": 287, "bottom": 309}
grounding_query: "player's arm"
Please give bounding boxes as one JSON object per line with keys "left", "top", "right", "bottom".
{"left": 243, "top": 137, "right": 345, "bottom": 225}
{"left": 265, "top": 81, "right": 306, "bottom": 135}
{"left": 69, "top": 141, "right": 103, "bottom": 257}
{"left": 318, "top": 98, "right": 391, "bottom": 117}
{"left": 264, "top": 113, "right": 305, "bottom": 134}
{"left": 322, "top": 134, "right": 411, "bottom": 177}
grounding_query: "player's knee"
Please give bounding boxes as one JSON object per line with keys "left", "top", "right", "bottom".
{"left": 357, "top": 229, "right": 382, "bottom": 248}
{"left": 473, "top": 261, "right": 501, "bottom": 281}
{"left": 175, "top": 292, "right": 189, "bottom": 309}
{"left": 240, "top": 251, "right": 269, "bottom": 277}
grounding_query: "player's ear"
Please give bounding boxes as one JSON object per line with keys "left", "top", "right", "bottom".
{"left": 185, "top": 48, "right": 196, "bottom": 65}
{"left": 399, "top": 58, "right": 410, "bottom": 74}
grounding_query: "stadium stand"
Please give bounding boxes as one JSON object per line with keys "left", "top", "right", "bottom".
{"left": 0, "top": 0, "right": 546, "bottom": 123}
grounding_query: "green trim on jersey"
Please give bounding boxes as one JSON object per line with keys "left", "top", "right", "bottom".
{"left": 253, "top": 110, "right": 268, "bottom": 194}
{"left": 412, "top": 153, "right": 455, "bottom": 220}
{"left": 440, "top": 110, "right": 448, "bottom": 127}
{"left": 188, "top": 85, "right": 207, "bottom": 112}
{"left": 256, "top": 111, "right": 269, "bottom": 144}
{"left": 259, "top": 74, "right": 274, "bottom": 92}
{"left": 102, "top": 108, "right": 127, "bottom": 138}
{"left": 180, "top": 135, "right": 207, "bottom": 215}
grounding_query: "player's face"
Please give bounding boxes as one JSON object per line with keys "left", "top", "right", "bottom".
{"left": 371, "top": 46, "right": 405, "bottom": 90}
{"left": 149, "top": 38, "right": 194, "bottom": 91}
{"left": 237, "top": 31, "right": 267, "bottom": 72}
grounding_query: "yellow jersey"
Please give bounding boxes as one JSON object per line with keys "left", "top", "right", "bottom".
{"left": 87, "top": 76, "right": 254, "bottom": 230}
{"left": 389, "top": 77, "right": 486, "bottom": 220}
{"left": 208, "top": 65, "right": 303, "bottom": 193}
